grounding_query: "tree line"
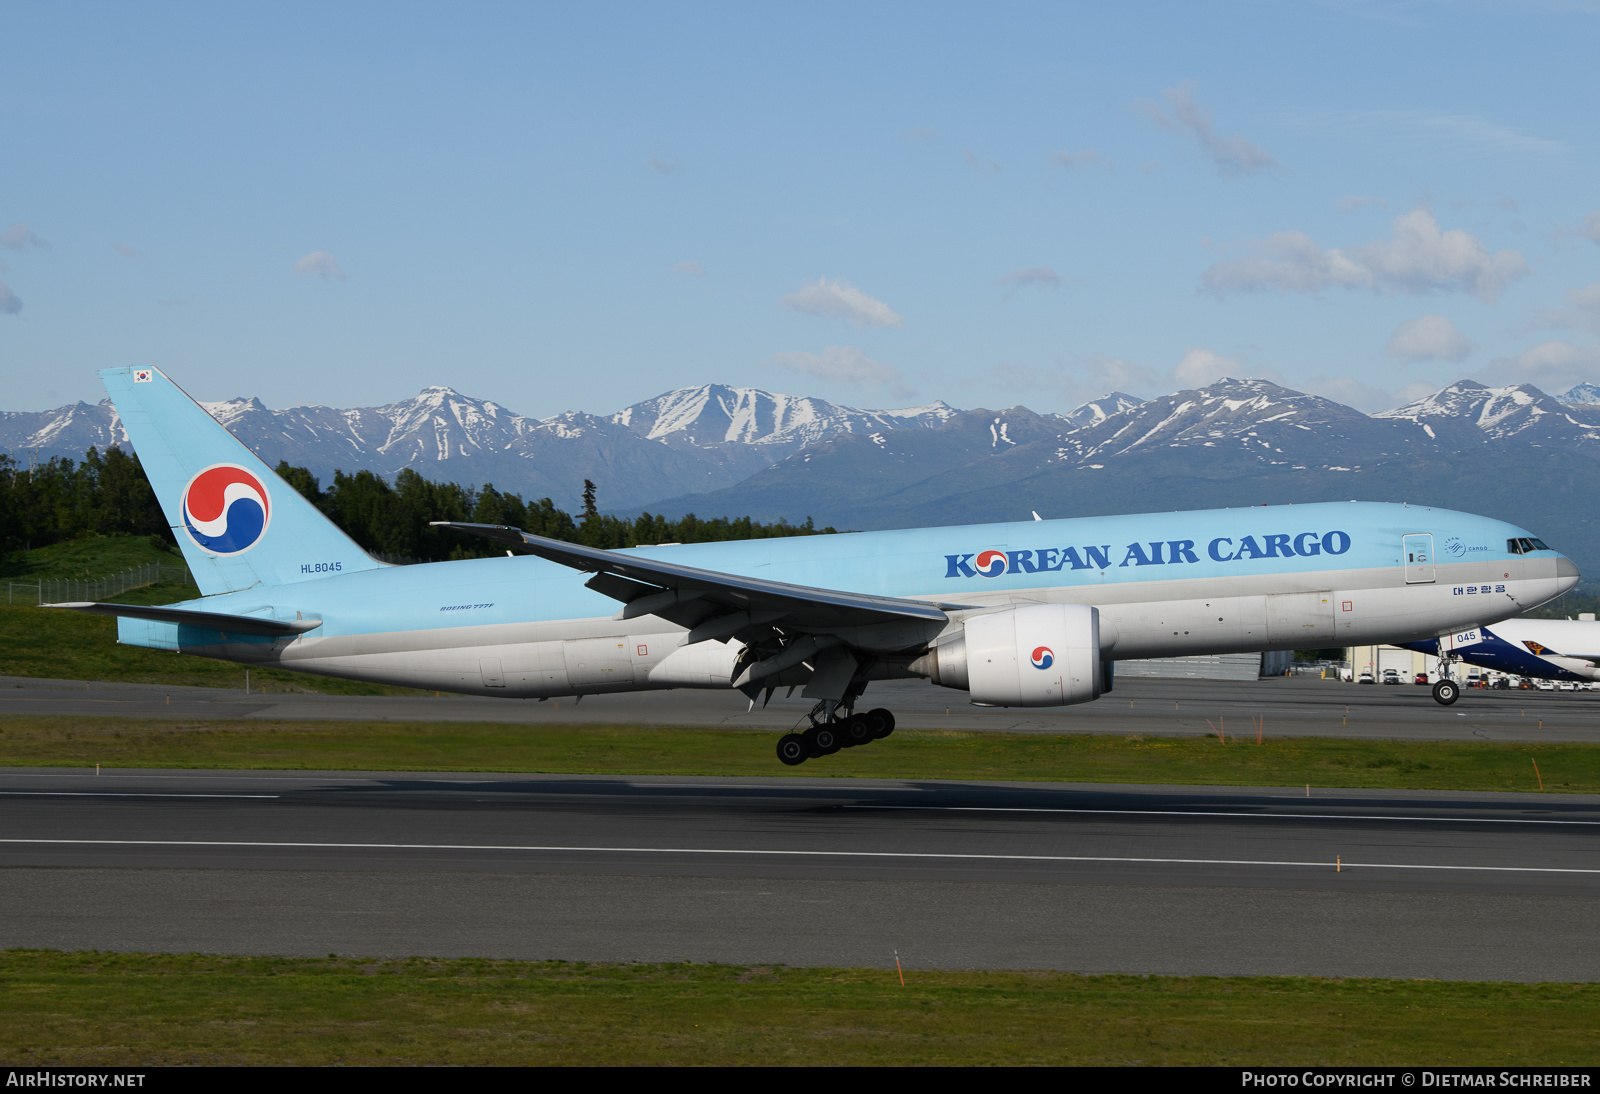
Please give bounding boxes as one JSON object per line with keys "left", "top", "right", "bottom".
{"left": 0, "top": 450, "right": 834, "bottom": 560}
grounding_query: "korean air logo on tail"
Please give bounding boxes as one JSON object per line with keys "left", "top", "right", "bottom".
{"left": 973, "top": 550, "right": 1008, "bottom": 578}
{"left": 1031, "top": 647, "right": 1054, "bottom": 670}
{"left": 182, "top": 464, "right": 271, "bottom": 555}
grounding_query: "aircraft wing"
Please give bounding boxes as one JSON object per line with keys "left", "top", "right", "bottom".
{"left": 46, "top": 602, "right": 322, "bottom": 636}
{"left": 432, "top": 522, "right": 956, "bottom": 637}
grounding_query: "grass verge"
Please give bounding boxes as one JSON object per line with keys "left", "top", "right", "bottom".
{"left": 1, "top": 951, "right": 1594, "bottom": 1066}
{"left": 0, "top": 534, "right": 185, "bottom": 583}
{"left": 0, "top": 716, "right": 1591, "bottom": 792}
{"left": 0, "top": 602, "right": 427, "bottom": 696}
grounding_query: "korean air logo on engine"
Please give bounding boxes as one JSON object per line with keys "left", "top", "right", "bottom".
{"left": 1031, "top": 646, "right": 1054, "bottom": 670}
{"left": 973, "top": 549, "right": 1008, "bottom": 577}
{"left": 182, "top": 464, "right": 271, "bottom": 555}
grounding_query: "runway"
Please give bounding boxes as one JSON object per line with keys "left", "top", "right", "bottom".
{"left": 3, "top": 766, "right": 1598, "bottom": 980}
{"left": 6, "top": 672, "right": 1600, "bottom": 742}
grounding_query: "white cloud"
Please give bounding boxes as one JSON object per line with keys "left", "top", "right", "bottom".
{"left": 996, "top": 267, "right": 1061, "bottom": 297}
{"left": 1481, "top": 341, "right": 1600, "bottom": 394}
{"left": 768, "top": 346, "right": 912, "bottom": 396}
{"left": 1336, "top": 195, "right": 1385, "bottom": 212}
{"left": 1172, "top": 347, "right": 1256, "bottom": 387}
{"left": 673, "top": 260, "right": 706, "bottom": 276}
{"left": 1136, "top": 85, "right": 1277, "bottom": 176}
{"left": 781, "top": 277, "right": 903, "bottom": 328}
{"left": 0, "top": 280, "right": 20, "bottom": 315}
{"left": 294, "top": 251, "right": 349, "bottom": 281}
{"left": 0, "top": 223, "right": 48, "bottom": 250}
{"left": 1387, "top": 314, "right": 1474, "bottom": 363}
{"left": 1201, "top": 208, "right": 1528, "bottom": 303}
{"left": 1576, "top": 212, "right": 1600, "bottom": 244}
{"left": 1049, "top": 149, "right": 1108, "bottom": 170}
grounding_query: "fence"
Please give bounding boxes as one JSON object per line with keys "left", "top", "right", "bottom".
{"left": 6, "top": 562, "right": 194, "bottom": 606}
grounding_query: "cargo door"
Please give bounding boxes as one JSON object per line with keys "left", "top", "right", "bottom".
{"left": 564, "top": 637, "right": 635, "bottom": 688}
{"left": 1403, "top": 533, "right": 1436, "bottom": 584}
{"left": 1265, "top": 591, "right": 1335, "bottom": 646}
{"left": 480, "top": 657, "right": 506, "bottom": 688}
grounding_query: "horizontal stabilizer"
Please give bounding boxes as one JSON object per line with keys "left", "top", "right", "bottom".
{"left": 45, "top": 602, "right": 322, "bottom": 636}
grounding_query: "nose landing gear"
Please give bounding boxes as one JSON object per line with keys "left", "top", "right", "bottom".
{"left": 775, "top": 703, "right": 896, "bottom": 766}
{"left": 1432, "top": 652, "right": 1461, "bottom": 705}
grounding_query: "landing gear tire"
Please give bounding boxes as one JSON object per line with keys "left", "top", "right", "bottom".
{"left": 806, "top": 724, "right": 842, "bottom": 756}
{"left": 866, "top": 707, "right": 896, "bottom": 739}
{"left": 838, "top": 714, "right": 874, "bottom": 748}
{"left": 1432, "top": 679, "right": 1460, "bottom": 706}
{"left": 776, "top": 733, "right": 809, "bottom": 766}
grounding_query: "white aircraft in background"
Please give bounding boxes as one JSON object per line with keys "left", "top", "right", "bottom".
{"left": 1407, "top": 617, "right": 1600, "bottom": 685}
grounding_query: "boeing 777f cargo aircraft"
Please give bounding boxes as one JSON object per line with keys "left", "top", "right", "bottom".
{"left": 57, "top": 368, "right": 1579, "bottom": 765}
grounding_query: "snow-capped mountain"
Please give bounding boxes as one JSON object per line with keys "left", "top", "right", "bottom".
{"left": 0, "top": 384, "right": 962, "bottom": 510}
{"left": 1055, "top": 392, "right": 1142, "bottom": 430}
{"left": 615, "top": 384, "right": 957, "bottom": 449}
{"left": 1056, "top": 379, "right": 1387, "bottom": 466}
{"left": 1375, "top": 380, "right": 1600, "bottom": 449}
{"left": 1559, "top": 383, "right": 1600, "bottom": 407}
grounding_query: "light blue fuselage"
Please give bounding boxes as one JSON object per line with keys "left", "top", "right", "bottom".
{"left": 119, "top": 500, "right": 1576, "bottom": 700}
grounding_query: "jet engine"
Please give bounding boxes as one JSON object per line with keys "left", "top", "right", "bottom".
{"left": 910, "top": 603, "right": 1103, "bottom": 707}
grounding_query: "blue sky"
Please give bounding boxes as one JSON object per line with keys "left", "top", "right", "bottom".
{"left": 4, "top": 1, "right": 1598, "bottom": 417}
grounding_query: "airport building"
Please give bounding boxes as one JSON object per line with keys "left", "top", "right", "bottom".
{"left": 1345, "top": 644, "right": 1438, "bottom": 684}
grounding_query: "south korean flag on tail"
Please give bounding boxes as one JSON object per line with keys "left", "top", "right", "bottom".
{"left": 133, "top": 369, "right": 154, "bottom": 383}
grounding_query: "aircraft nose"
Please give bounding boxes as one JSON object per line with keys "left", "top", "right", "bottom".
{"left": 1556, "top": 554, "right": 1581, "bottom": 595}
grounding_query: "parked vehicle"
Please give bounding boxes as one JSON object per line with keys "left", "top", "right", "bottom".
{"left": 1382, "top": 669, "right": 1402, "bottom": 685}
{"left": 1558, "top": 681, "right": 1578, "bottom": 691}
{"left": 1414, "top": 672, "right": 1430, "bottom": 685}
{"left": 1357, "top": 671, "right": 1375, "bottom": 684}
{"left": 1536, "top": 679, "right": 1557, "bottom": 691}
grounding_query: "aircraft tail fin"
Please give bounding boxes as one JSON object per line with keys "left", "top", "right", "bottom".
{"left": 101, "top": 366, "right": 383, "bottom": 596}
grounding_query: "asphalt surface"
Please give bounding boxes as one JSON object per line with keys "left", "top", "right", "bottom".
{"left": 6, "top": 672, "right": 1600, "bottom": 742}
{"left": 3, "top": 766, "right": 1598, "bottom": 979}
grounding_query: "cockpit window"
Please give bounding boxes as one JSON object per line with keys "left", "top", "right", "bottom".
{"left": 1530, "top": 538, "right": 1550, "bottom": 551}
{"left": 1508, "top": 537, "right": 1551, "bottom": 554}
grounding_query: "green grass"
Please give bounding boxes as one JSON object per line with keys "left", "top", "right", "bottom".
{"left": 0, "top": 534, "right": 186, "bottom": 582}
{"left": 1, "top": 951, "right": 1594, "bottom": 1066}
{"left": 0, "top": 716, "right": 1590, "bottom": 792}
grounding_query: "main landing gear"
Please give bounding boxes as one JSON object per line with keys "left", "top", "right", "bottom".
{"left": 776, "top": 704, "right": 896, "bottom": 766}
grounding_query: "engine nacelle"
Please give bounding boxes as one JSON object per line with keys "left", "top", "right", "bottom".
{"left": 911, "top": 603, "right": 1103, "bottom": 707}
